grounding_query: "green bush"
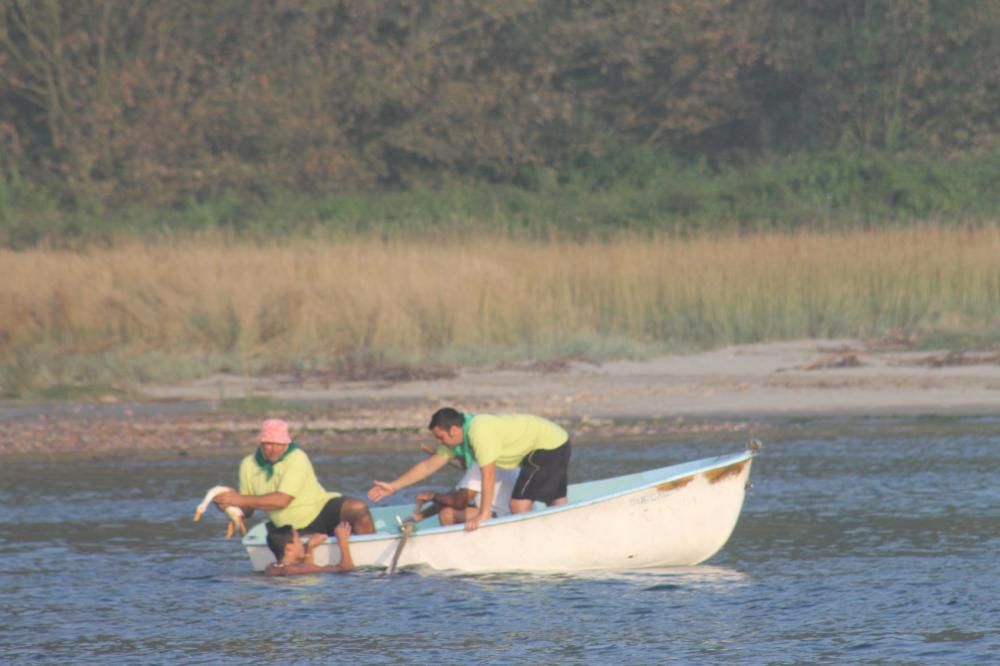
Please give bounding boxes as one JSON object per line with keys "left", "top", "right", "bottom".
{"left": 1, "top": 148, "right": 998, "bottom": 247}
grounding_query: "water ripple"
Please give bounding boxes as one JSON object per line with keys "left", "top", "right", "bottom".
{"left": 0, "top": 424, "right": 997, "bottom": 663}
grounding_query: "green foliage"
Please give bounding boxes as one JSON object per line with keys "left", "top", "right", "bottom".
{"left": 1, "top": 148, "right": 999, "bottom": 246}
{"left": 0, "top": 0, "right": 997, "bottom": 220}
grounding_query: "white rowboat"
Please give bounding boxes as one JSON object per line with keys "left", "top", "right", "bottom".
{"left": 242, "top": 444, "right": 759, "bottom": 573}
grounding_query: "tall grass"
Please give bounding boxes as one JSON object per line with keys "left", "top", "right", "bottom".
{"left": 1, "top": 226, "right": 998, "bottom": 396}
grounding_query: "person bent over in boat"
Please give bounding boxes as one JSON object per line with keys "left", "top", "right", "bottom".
{"left": 368, "top": 408, "right": 570, "bottom": 531}
{"left": 214, "top": 419, "right": 375, "bottom": 548}
{"left": 412, "top": 461, "right": 520, "bottom": 526}
{"left": 265, "top": 522, "right": 354, "bottom": 576}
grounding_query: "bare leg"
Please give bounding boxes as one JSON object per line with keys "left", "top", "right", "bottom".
{"left": 414, "top": 503, "right": 443, "bottom": 523}
{"left": 510, "top": 499, "right": 533, "bottom": 514}
{"left": 511, "top": 496, "right": 565, "bottom": 513}
{"left": 340, "top": 498, "right": 375, "bottom": 535}
{"left": 438, "top": 507, "right": 471, "bottom": 526}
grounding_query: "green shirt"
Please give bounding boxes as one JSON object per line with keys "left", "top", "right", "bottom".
{"left": 439, "top": 413, "right": 568, "bottom": 470}
{"left": 238, "top": 447, "right": 341, "bottom": 529}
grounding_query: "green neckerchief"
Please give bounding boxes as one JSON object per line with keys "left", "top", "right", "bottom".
{"left": 254, "top": 442, "right": 299, "bottom": 479}
{"left": 454, "top": 413, "right": 475, "bottom": 469}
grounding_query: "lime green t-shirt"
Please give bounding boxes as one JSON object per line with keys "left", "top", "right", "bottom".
{"left": 238, "top": 447, "right": 340, "bottom": 528}
{"left": 439, "top": 414, "right": 567, "bottom": 470}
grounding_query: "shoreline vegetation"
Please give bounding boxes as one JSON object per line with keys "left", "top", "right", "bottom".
{"left": 2, "top": 2, "right": 999, "bottom": 401}
{"left": 3, "top": 3, "right": 998, "bottom": 463}
{"left": 2, "top": 224, "right": 998, "bottom": 399}
{"left": 4, "top": 0, "right": 1000, "bottom": 403}
{"left": 3, "top": 149, "right": 1000, "bottom": 248}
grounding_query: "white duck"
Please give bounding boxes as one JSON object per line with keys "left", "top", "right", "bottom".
{"left": 193, "top": 485, "right": 247, "bottom": 539}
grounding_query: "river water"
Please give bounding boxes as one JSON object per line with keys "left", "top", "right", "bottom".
{"left": 1, "top": 419, "right": 998, "bottom": 664}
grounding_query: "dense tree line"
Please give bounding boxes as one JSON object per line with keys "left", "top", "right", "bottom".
{"left": 1, "top": 0, "right": 998, "bottom": 208}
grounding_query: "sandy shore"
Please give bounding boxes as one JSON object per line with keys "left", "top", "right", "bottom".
{"left": 2, "top": 339, "right": 997, "bottom": 459}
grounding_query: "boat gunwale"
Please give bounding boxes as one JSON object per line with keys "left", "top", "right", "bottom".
{"left": 242, "top": 449, "right": 755, "bottom": 547}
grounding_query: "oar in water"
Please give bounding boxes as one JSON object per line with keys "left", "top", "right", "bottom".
{"left": 387, "top": 514, "right": 416, "bottom": 576}
{"left": 387, "top": 495, "right": 440, "bottom": 576}
{"left": 387, "top": 444, "right": 463, "bottom": 575}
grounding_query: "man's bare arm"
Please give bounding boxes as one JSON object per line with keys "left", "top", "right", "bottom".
{"left": 215, "top": 490, "right": 293, "bottom": 514}
{"left": 368, "top": 454, "right": 450, "bottom": 501}
{"left": 465, "top": 463, "right": 495, "bottom": 531}
{"left": 334, "top": 527, "right": 354, "bottom": 572}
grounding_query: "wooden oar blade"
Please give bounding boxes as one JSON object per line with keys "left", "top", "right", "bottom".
{"left": 387, "top": 520, "right": 415, "bottom": 576}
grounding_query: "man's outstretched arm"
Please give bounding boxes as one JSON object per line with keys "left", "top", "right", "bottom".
{"left": 368, "top": 454, "right": 450, "bottom": 501}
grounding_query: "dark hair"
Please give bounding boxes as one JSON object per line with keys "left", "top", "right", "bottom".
{"left": 428, "top": 407, "right": 463, "bottom": 431}
{"left": 266, "top": 526, "right": 294, "bottom": 561}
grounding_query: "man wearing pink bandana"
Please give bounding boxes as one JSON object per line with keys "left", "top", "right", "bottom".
{"left": 214, "top": 419, "right": 374, "bottom": 551}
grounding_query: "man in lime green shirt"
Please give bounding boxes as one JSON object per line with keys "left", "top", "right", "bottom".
{"left": 215, "top": 419, "right": 374, "bottom": 545}
{"left": 368, "top": 407, "right": 571, "bottom": 531}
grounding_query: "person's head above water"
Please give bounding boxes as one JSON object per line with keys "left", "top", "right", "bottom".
{"left": 266, "top": 527, "right": 305, "bottom": 563}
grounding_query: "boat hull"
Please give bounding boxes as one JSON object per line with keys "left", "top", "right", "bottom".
{"left": 243, "top": 449, "right": 755, "bottom": 573}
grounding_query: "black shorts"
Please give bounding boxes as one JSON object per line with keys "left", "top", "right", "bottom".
{"left": 512, "top": 440, "right": 571, "bottom": 504}
{"left": 266, "top": 496, "right": 346, "bottom": 537}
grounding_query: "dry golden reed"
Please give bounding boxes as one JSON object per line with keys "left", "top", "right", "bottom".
{"left": 1, "top": 227, "right": 998, "bottom": 369}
